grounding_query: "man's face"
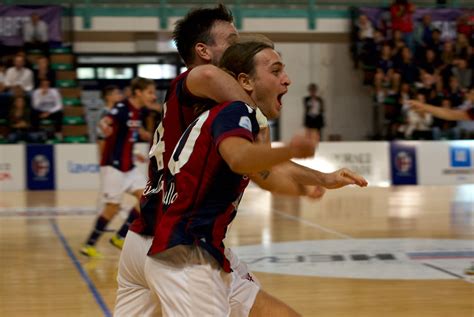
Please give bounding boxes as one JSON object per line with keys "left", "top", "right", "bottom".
{"left": 14, "top": 56, "right": 24, "bottom": 68}
{"left": 207, "top": 21, "right": 238, "bottom": 65}
{"left": 109, "top": 89, "right": 123, "bottom": 104}
{"left": 248, "top": 48, "right": 291, "bottom": 120}
{"left": 136, "top": 84, "right": 157, "bottom": 107}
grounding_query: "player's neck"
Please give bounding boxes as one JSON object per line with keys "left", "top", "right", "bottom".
{"left": 128, "top": 97, "right": 142, "bottom": 109}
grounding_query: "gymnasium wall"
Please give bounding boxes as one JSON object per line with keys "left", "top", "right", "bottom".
{"left": 1, "top": 141, "right": 473, "bottom": 191}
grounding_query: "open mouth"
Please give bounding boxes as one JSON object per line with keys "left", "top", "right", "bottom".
{"left": 277, "top": 93, "right": 285, "bottom": 106}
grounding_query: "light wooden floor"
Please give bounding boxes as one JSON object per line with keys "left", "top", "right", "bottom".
{"left": 0, "top": 185, "right": 473, "bottom": 317}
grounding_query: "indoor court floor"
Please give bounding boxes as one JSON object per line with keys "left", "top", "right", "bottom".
{"left": 0, "top": 185, "right": 473, "bottom": 316}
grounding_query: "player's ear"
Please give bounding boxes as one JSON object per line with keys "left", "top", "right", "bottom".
{"left": 195, "top": 43, "right": 211, "bottom": 62}
{"left": 237, "top": 73, "right": 253, "bottom": 93}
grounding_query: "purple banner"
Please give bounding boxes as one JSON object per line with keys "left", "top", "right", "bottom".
{"left": 0, "top": 5, "right": 62, "bottom": 46}
{"left": 359, "top": 7, "right": 473, "bottom": 40}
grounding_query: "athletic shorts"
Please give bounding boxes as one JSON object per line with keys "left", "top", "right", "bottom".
{"left": 100, "top": 166, "right": 146, "bottom": 204}
{"left": 144, "top": 245, "right": 260, "bottom": 317}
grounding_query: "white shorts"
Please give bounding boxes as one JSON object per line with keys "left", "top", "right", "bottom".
{"left": 144, "top": 245, "right": 260, "bottom": 317}
{"left": 115, "top": 233, "right": 260, "bottom": 317}
{"left": 115, "top": 231, "right": 159, "bottom": 317}
{"left": 101, "top": 166, "right": 146, "bottom": 204}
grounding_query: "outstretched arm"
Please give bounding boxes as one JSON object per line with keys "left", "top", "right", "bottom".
{"left": 408, "top": 100, "right": 470, "bottom": 121}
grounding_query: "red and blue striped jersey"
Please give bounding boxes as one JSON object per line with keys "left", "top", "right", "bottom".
{"left": 131, "top": 70, "right": 215, "bottom": 235}
{"left": 100, "top": 99, "right": 142, "bottom": 172}
{"left": 148, "top": 101, "right": 259, "bottom": 272}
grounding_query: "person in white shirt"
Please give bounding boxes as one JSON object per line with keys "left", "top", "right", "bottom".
{"left": 31, "top": 79, "right": 63, "bottom": 139}
{"left": 23, "top": 13, "right": 49, "bottom": 53}
{"left": 4, "top": 55, "right": 34, "bottom": 93}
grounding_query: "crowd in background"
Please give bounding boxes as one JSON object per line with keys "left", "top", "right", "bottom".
{"left": 353, "top": 0, "right": 473, "bottom": 140}
{"left": 0, "top": 13, "right": 161, "bottom": 144}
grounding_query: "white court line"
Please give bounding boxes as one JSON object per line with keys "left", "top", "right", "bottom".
{"left": 271, "top": 208, "right": 354, "bottom": 240}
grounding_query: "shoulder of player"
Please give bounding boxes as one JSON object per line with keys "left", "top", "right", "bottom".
{"left": 218, "top": 101, "right": 255, "bottom": 114}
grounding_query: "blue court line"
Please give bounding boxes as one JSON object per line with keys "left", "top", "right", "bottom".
{"left": 50, "top": 219, "right": 112, "bottom": 317}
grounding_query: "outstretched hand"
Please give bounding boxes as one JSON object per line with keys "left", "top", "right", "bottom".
{"left": 322, "top": 168, "right": 368, "bottom": 189}
{"left": 407, "top": 100, "right": 426, "bottom": 114}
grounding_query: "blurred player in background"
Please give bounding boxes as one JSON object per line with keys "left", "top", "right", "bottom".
{"left": 80, "top": 78, "right": 153, "bottom": 258}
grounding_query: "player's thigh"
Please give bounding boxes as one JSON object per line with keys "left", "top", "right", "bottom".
{"left": 144, "top": 250, "right": 232, "bottom": 317}
{"left": 125, "top": 167, "right": 146, "bottom": 198}
{"left": 229, "top": 269, "right": 260, "bottom": 317}
{"left": 115, "top": 287, "right": 160, "bottom": 317}
{"left": 101, "top": 166, "right": 126, "bottom": 204}
{"left": 249, "top": 290, "right": 301, "bottom": 317}
{"left": 115, "top": 232, "right": 158, "bottom": 316}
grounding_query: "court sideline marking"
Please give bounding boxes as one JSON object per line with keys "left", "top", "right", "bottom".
{"left": 49, "top": 218, "right": 112, "bottom": 317}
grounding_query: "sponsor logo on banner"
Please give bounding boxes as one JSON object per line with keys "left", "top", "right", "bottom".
{"left": 27, "top": 145, "right": 55, "bottom": 190}
{"left": 390, "top": 143, "right": 417, "bottom": 185}
{"left": 441, "top": 146, "right": 474, "bottom": 177}
{"left": 67, "top": 161, "right": 99, "bottom": 174}
{"left": 449, "top": 147, "right": 471, "bottom": 168}
{"left": 0, "top": 163, "right": 12, "bottom": 181}
{"left": 31, "top": 154, "right": 50, "bottom": 178}
{"left": 233, "top": 239, "right": 474, "bottom": 280}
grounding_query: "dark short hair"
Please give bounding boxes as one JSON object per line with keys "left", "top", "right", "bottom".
{"left": 130, "top": 77, "right": 155, "bottom": 96}
{"left": 102, "top": 85, "right": 119, "bottom": 99}
{"left": 173, "top": 4, "right": 233, "bottom": 65}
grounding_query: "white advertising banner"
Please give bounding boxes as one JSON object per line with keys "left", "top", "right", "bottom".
{"left": 55, "top": 144, "right": 100, "bottom": 190}
{"left": 55, "top": 143, "right": 150, "bottom": 190}
{"left": 417, "top": 140, "right": 474, "bottom": 185}
{"left": 291, "top": 141, "right": 391, "bottom": 187}
{"left": 0, "top": 145, "right": 25, "bottom": 191}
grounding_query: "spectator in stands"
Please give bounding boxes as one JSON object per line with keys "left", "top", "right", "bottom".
{"left": 4, "top": 54, "right": 34, "bottom": 93}
{"left": 375, "top": 44, "right": 400, "bottom": 102}
{"left": 303, "top": 83, "right": 325, "bottom": 141}
{"left": 445, "top": 76, "right": 465, "bottom": 108}
{"left": 33, "top": 56, "right": 55, "bottom": 88}
{"left": 355, "top": 14, "right": 375, "bottom": 68}
{"left": 456, "top": 14, "right": 473, "bottom": 40}
{"left": 455, "top": 33, "right": 471, "bottom": 60}
{"left": 395, "top": 47, "right": 419, "bottom": 85}
{"left": 399, "top": 93, "right": 433, "bottom": 139}
{"left": 419, "top": 48, "right": 440, "bottom": 75}
{"left": 7, "top": 96, "right": 30, "bottom": 143}
{"left": 31, "top": 79, "right": 63, "bottom": 140}
{"left": 431, "top": 98, "right": 459, "bottom": 140}
{"left": 390, "top": 30, "right": 406, "bottom": 61}
{"left": 23, "top": 13, "right": 49, "bottom": 54}
{"left": 390, "top": 0, "right": 415, "bottom": 51}
{"left": 427, "top": 29, "right": 444, "bottom": 56}
{"left": 452, "top": 58, "right": 472, "bottom": 90}
{"left": 414, "top": 14, "right": 434, "bottom": 62}
{"left": 416, "top": 70, "right": 437, "bottom": 99}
